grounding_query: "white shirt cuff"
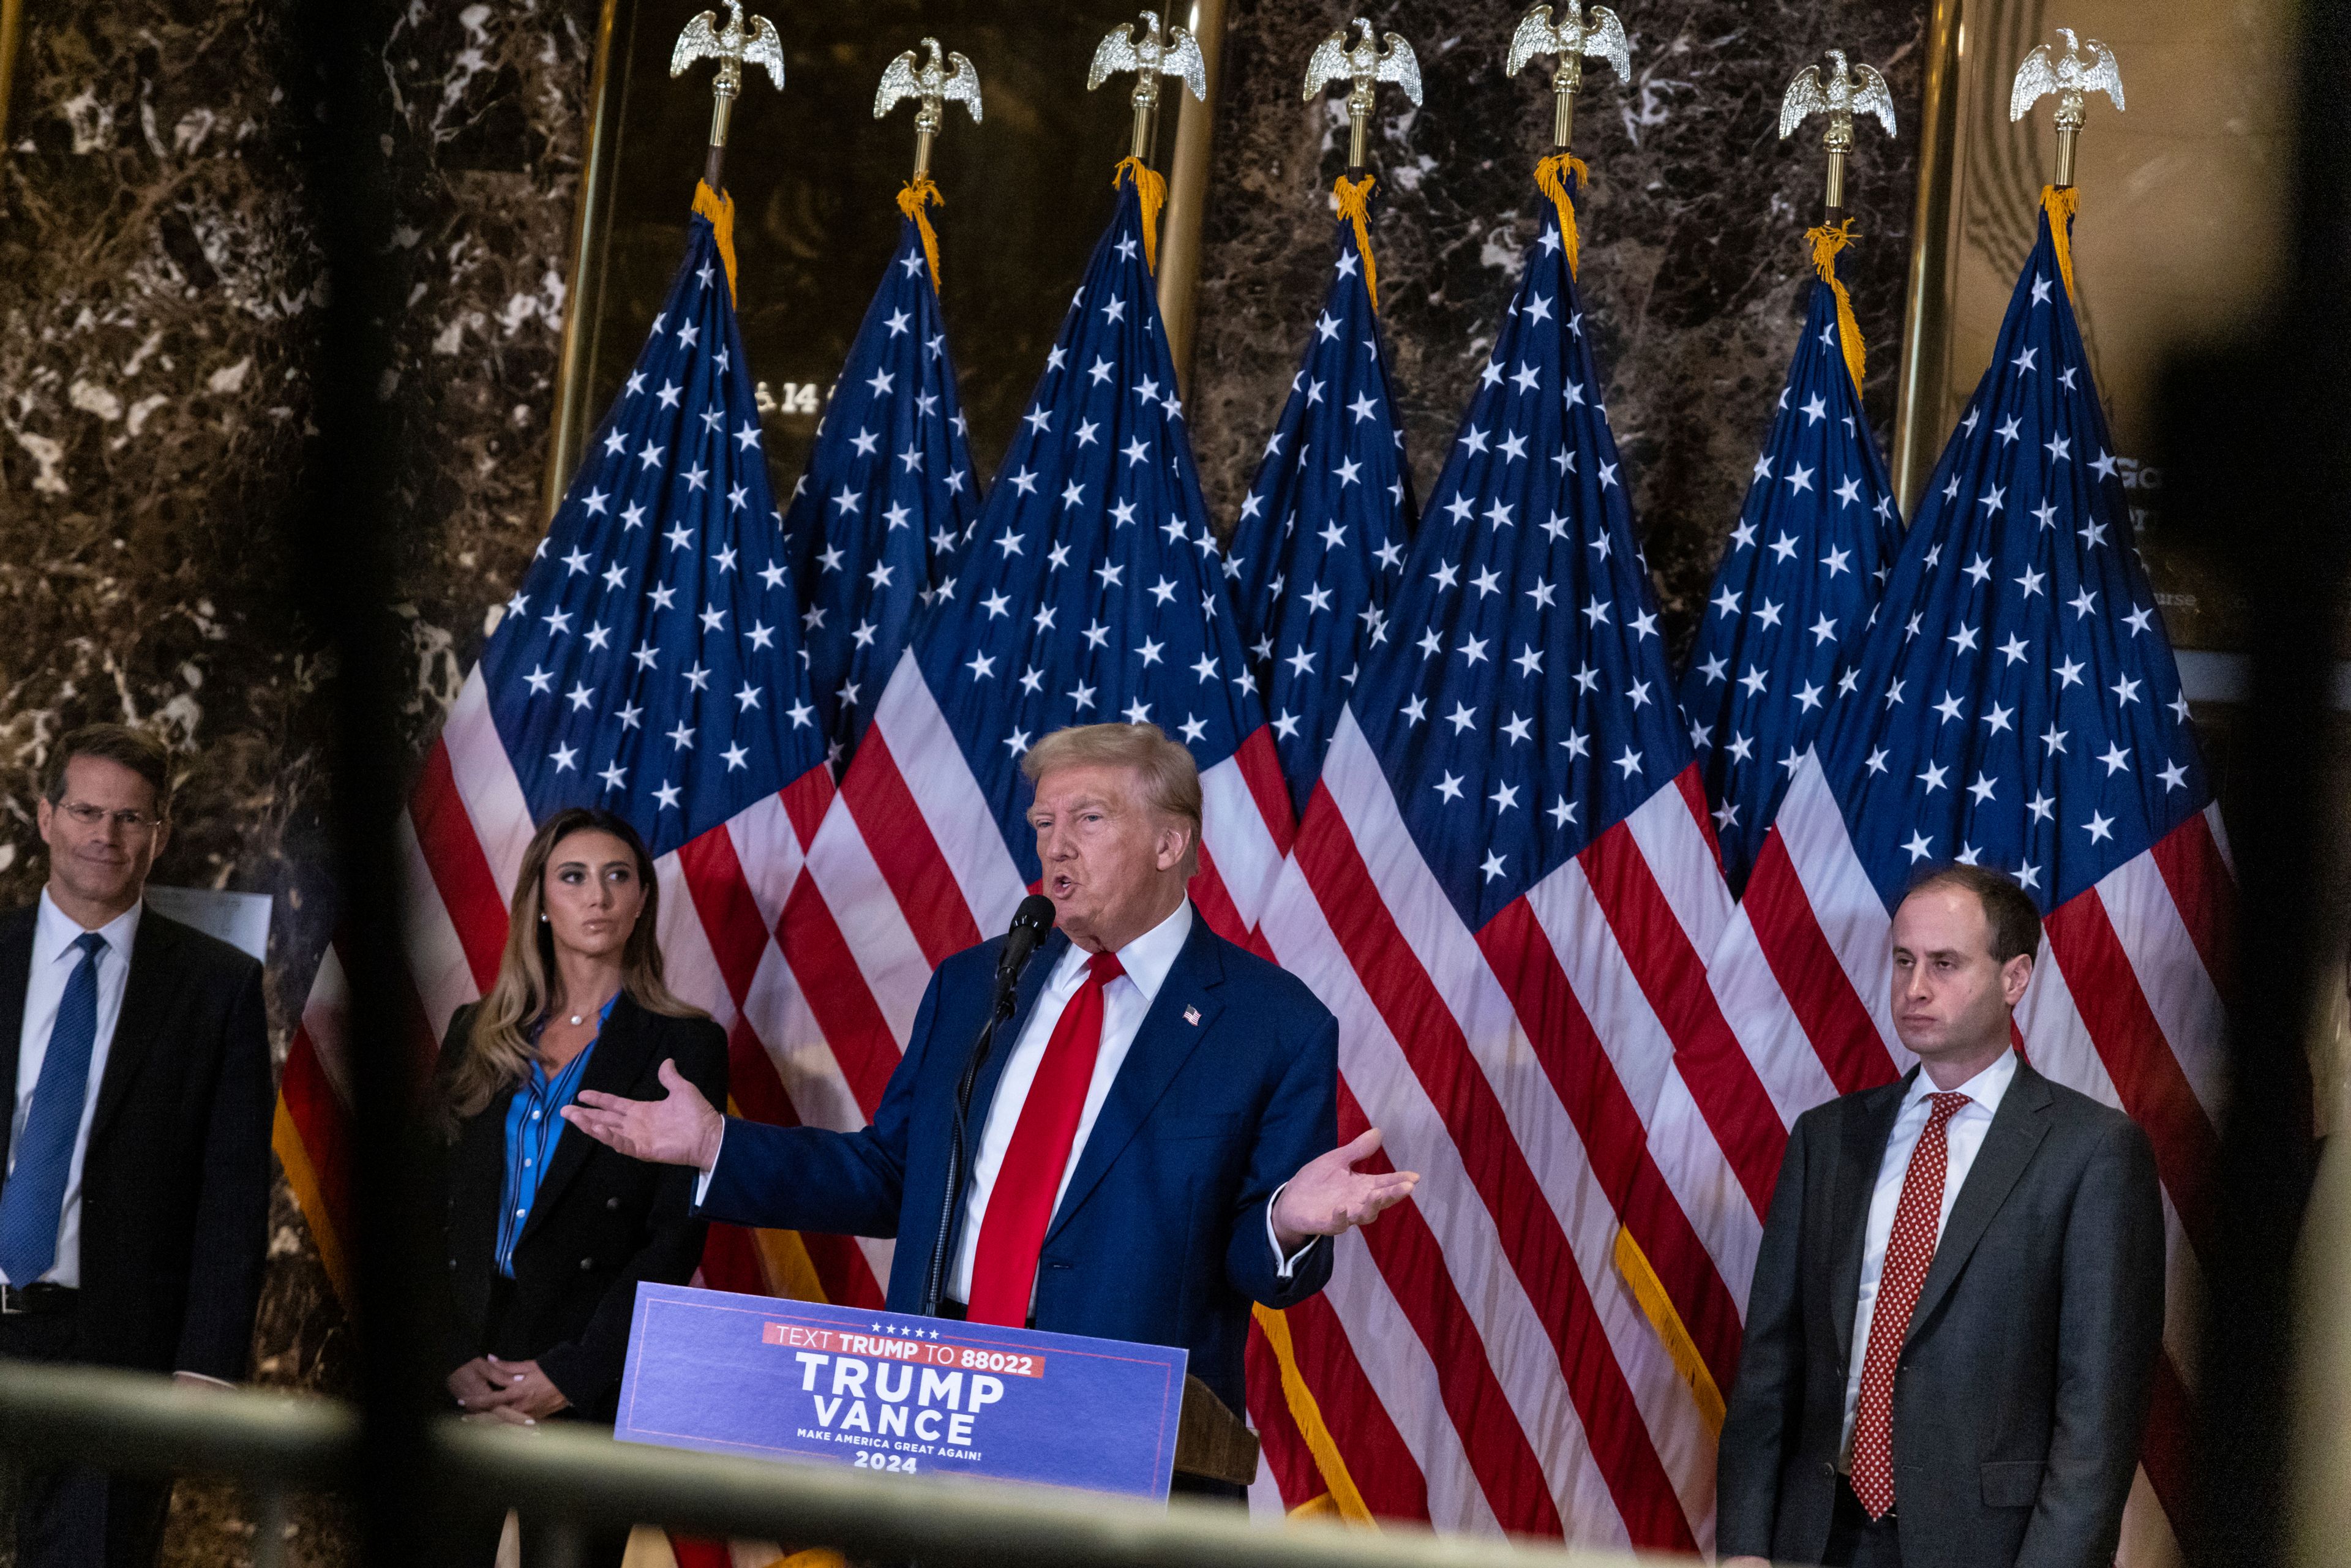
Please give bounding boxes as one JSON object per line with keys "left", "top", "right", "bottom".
{"left": 1265, "top": 1182, "right": 1320, "bottom": 1280}
{"left": 692, "top": 1120, "right": 726, "bottom": 1207}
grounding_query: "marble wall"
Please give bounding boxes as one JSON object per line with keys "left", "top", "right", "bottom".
{"left": 1, "top": 0, "right": 1921, "bottom": 1561}
{"left": 0, "top": 0, "right": 599, "bottom": 1561}
{"left": 1190, "top": 0, "right": 1929, "bottom": 660}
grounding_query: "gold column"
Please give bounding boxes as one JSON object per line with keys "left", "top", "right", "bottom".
{"left": 1157, "top": 0, "right": 1226, "bottom": 397}
{"left": 1889, "top": 0, "right": 1963, "bottom": 516}
{"left": 542, "top": 0, "right": 628, "bottom": 521}
{"left": 0, "top": 0, "right": 26, "bottom": 159}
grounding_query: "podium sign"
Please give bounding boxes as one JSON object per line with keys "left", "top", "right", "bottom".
{"left": 617, "top": 1284, "right": 1189, "bottom": 1501}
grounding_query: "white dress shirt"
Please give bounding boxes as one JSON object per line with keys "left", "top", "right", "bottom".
{"left": 1839, "top": 1049, "right": 2018, "bottom": 1455}
{"left": 6, "top": 890, "right": 143, "bottom": 1288}
{"left": 698, "top": 898, "right": 1313, "bottom": 1304}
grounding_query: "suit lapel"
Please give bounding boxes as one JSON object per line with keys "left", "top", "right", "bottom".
{"left": 1045, "top": 913, "right": 1223, "bottom": 1242}
{"left": 1904, "top": 1062, "right": 2054, "bottom": 1346}
{"left": 964, "top": 931, "right": 1070, "bottom": 1136}
{"left": 0, "top": 907, "right": 35, "bottom": 1177}
{"left": 1829, "top": 1070, "right": 1914, "bottom": 1360}
{"left": 452, "top": 1078, "right": 511, "bottom": 1253}
{"left": 90, "top": 911, "right": 179, "bottom": 1146}
{"left": 516, "top": 997, "right": 653, "bottom": 1248}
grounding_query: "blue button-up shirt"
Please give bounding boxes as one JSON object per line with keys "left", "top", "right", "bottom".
{"left": 495, "top": 996, "right": 615, "bottom": 1278}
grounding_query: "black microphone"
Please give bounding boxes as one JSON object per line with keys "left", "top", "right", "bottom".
{"left": 996, "top": 893, "right": 1057, "bottom": 989}
{"left": 922, "top": 893, "right": 1059, "bottom": 1317}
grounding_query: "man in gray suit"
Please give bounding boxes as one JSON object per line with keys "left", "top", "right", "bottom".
{"left": 1719, "top": 864, "right": 2165, "bottom": 1568}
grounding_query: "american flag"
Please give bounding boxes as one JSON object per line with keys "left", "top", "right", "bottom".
{"left": 779, "top": 215, "right": 983, "bottom": 770}
{"left": 1224, "top": 193, "right": 1420, "bottom": 1520}
{"left": 1229, "top": 202, "right": 1416, "bottom": 814}
{"left": 272, "top": 188, "right": 846, "bottom": 1320}
{"left": 1709, "top": 194, "right": 2225, "bottom": 1563}
{"left": 1677, "top": 261, "right": 1901, "bottom": 892}
{"left": 1255, "top": 167, "right": 1767, "bottom": 1548}
{"left": 774, "top": 165, "right": 1296, "bottom": 1316}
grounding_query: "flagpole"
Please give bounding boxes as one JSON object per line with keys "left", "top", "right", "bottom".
{"left": 1778, "top": 50, "right": 1897, "bottom": 230}
{"left": 876, "top": 39, "right": 982, "bottom": 292}
{"left": 1302, "top": 19, "right": 1425, "bottom": 188}
{"left": 2008, "top": 27, "right": 2126, "bottom": 193}
{"left": 1505, "top": 2, "right": 1630, "bottom": 161}
{"left": 1089, "top": 10, "right": 1209, "bottom": 173}
{"left": 670, "top": 0, "right": 787, "bottom": 195}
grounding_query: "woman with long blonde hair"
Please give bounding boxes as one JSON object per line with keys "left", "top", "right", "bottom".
{"left": 432, "top": 807, "right": 726, "bottom": 1564}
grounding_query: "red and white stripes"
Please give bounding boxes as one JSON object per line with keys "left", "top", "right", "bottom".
{"left": 275, "top": 671, "right": 2226, "bottom": 1564}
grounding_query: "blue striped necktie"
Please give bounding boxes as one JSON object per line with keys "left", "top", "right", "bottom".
{"left": 0, "top": 931, "right": 107, "bottom": 1285}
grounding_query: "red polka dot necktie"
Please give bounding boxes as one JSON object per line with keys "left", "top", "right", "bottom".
{"left": 1850, "top": 1090, "right": 1970, "bottom": 1519}
{"left": 967, "top": 950, "right": 1125, "bottom": 1326}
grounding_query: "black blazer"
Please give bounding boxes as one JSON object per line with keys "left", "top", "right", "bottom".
{"left": 437, "top": 994, "right": 726, "bottom": 1420}
{"left": 0, "top": 902, "right": 273, "bottom": 1381}
{"left": 1718, "top": 1060, "right": 2165, "bottom": 1568}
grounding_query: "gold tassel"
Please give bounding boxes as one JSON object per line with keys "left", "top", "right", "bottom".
{"left": 1614, "top": 1226, "right": 1728, "bottom": 1437}
{"left": 897, "top": 174, "right": 946, "bottom": 290}
{"left": 1252, "top": 1304, "right": 1376, "bottom": 1525}
{"left": 691, "top": 179, "right": 738, "bottom": 304}
{"left": 2042, "top": 183, "right": 2080, "bottom": 302}
{"left": 1533, "top": 152, "right": 1591, "bottom": 278}
{"left": 1804, "top": 219, "right": 1867, "bottom": 397}
{"left": 1331, "top": 173, "right": 1381, "bottom": 312}
{"left": 1113, "top": 156, "right": 1169, "bottom": 274}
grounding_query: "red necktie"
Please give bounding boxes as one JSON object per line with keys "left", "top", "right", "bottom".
{"left": 967, "top": 950, "right": 1125, "bottom": 1326}
{"left": 1850, "top": 1090, "right": 1970, "bottom": 1519}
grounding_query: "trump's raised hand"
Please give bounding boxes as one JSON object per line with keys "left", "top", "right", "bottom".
{"left": 1272, "top": 1128, "right": 1419, "bottom": 1251}
{"left": 561, "top": 1058, "right": 724, "bottom": 1171}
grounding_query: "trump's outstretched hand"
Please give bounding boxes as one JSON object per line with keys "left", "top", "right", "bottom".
{"left": 1272, "top": 1128, "right": 1419, "bottom": 1251}
{"left": 561, "top": 1058, "right": 724, "bottom": 1171}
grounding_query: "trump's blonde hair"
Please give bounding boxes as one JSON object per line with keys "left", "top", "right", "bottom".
{"left": 1022, "top": 723, "right": 1202, "bottom": 877}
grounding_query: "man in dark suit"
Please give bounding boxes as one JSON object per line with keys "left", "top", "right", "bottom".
{"left": 567, "top": 722, "right": 1417, "bottom": 1476}
{"left": 0, "top": 724, "right": 274, "bottom": 1567}
{"left": 1718, "top": 863, "right": 2165, "bottom": 1568}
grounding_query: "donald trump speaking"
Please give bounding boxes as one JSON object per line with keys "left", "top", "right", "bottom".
{"left": 565, "top": 722, "right": 1415, "bottom": 1488}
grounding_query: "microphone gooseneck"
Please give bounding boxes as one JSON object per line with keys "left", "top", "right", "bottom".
{"left": 922, "top": 894, "right": 1059, "bottom": 1317}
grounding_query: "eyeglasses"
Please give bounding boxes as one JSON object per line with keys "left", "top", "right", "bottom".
{"left": 57, "top": 801, "right": 164, "bottom": 835}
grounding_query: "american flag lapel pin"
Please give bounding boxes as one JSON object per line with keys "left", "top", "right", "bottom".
{"left": 1183, "top": 1004, "right": 1201, "bottom": 1027}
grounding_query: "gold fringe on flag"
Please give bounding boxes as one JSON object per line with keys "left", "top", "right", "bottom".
{"left": 1252, "top": 1304, "right": 1376, "bottom": 1525}
{"left": 1804, "top": 219, "right": 1868, "bottom": 397}
{"left": 2042, "top": 182, "right": 2080, "bottom": 302}
{"left": 1533, "top": 152, "right": 1591, "bottom": 278}
{"left": 1114, "top": 155, "right": 1169, "bottom": 274}
{"left": 897, "top": 174, "right": 946, "bottom": 290}
{"left": 1332, "top": 173, "right": 1381, "bottom": 312}
{"left": 692, "top": 179, "right": 739, "bottom": 304}
{"left": 1614, "top": 1225, "right": 1728, "bottom": 1437}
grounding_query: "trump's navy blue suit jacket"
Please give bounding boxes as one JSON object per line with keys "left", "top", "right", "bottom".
{"left": 697, "top": 904, "right": 1339, "bottom": 1414}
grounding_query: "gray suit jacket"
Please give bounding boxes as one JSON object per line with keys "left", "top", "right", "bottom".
{"left": 1717, "top": 1059, "right": 2164, "bottom": 1568}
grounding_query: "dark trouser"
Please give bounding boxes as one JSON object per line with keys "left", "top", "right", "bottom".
{"left": 0, "top": 1302, "right": 173, "bottom": 1568}
{"left": 1821, "top": 1477, "right": 1905, "bottom": 1568}
{"left": 443, "top": 1277, "right": 632, "bottom": 1567}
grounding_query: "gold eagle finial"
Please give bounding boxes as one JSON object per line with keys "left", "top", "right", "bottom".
{"left": 1780, "top": 50, "right": 1897, "bottom": 218}
{"left": 1505, "top": 3, "right": 1632, "bottom": 154}
{"left": 2010, "top": 27, "right": 2124, "bottom": 187}
{"left": 876, "top": 38, "right": 983, "bottom": 180}
{"left": 1303, "top": 19, "right": 1423, "bottom": 176}
{"left": 670, "top": 1, "right": 786, "bottom": 188}
{"left": 1088, "top": 11, "right": 1209, "bottom": 162}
